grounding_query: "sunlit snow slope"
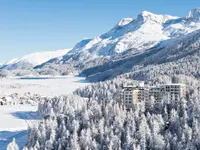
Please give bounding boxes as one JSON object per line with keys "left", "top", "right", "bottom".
{"left": 39, "top": 8, "right": 200, "bottom": 71}
{"left": 1, "top": 49, "right": 71, "bottom": 70}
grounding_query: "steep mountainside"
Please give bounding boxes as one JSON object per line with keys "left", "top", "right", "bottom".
{"left": 37, "top": 8, "right": 200, "bottom": 75}
{"left": 1, "top": 49, "right": 70, "bottom": 70}
{"left": 83, "top": 29, "right": 200, "bottom": 81}
{"left": 3, "top": 8, "right": 200, "bottom": 78}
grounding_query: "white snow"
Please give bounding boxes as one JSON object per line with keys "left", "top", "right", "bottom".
{"left": 4, "top": 58, "right": 19, "bottom": 65}
{"left": 117, "top": 18, "right": 133, "bottom": 27}
{"left": 0, "top": 75, "right": 89, "bottom": 97}
{"left": 2, "top": 49, "right": 71, "bottom": 69}
{"left": 0, "top": 105, "right": 38, "bottom": 150}
{"left": 0, "top": 75, "right": 89, "bottom": 149}
{"left": 0, "top": 105, "right": 38, "bottom": 131}
{"left": 56, "top": 8, "right": 200, "bottom": 63}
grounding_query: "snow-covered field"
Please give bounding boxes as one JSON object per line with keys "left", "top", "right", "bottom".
{"left": 0, "top": 75, "right": 89, "bottom": 97}
{"left": 0, "top": 75, "right": 89, "bottom": 150}
{"left": 0, "top": 105, "right": 37, "bottom": 150}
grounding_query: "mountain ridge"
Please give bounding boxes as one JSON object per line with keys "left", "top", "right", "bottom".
{"left": 34, "top": 8, "right": 200, "bottom": 74}
{"left": 3, "top": 8, "right": 200, "bottom": 78}
{"left": 1, "top": 49, "right": 71, "bottom": 70}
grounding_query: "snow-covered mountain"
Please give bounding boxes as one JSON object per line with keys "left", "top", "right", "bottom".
{"left": 1, "top": 49, "right": 71, "bottom": 70}
{"left": 36, "top": 8, "right": 200, "bottom": 75}
{"left": 82, "top": 27, "right": 200, "bottom": 81}
{"left": 3, "top": 8, "right": 200, "bottom": 77}
{"left": 59, "top": 8, "right": 200, "bottom": 55}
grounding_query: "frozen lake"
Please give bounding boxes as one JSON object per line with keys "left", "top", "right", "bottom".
{"left": 0, "top": 75, "right": 89, "bottom": 97}
{"left": 0, "top": 75, "right": 89, "bottom": 149}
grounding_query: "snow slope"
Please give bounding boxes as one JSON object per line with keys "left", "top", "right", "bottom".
{"left": 73, "top": 8, "right": 200, "bottom": 55}
{"left": 37, "top": 8, "right": 200, "bottom": 74}
{"left": 0, "top": 105, "right": 38, "bottom": 150}
{"left": 83, "top": 28, "right": 200, "bottom": 81}
{"left": 1, "top": 49, "right": 71, "bottom": 70}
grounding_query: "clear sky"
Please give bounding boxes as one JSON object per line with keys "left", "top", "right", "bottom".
{"left": 0, "top": 0, "right": 199, "bottom": 62}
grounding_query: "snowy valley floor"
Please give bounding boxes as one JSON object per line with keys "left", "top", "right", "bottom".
{"left": 0, "top": 75, "right": 89, "bottom": 97}
{"left": 0, "top": 105, "right": 38, "bottom": 150}
{"left": 0, "top": 75, "right": 89, "bottom": 150}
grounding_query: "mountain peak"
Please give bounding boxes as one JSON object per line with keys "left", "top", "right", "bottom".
{"left": 117, "top": 18, "right": 133, "bottom": 27}
{"left": 186, "top": 7, "right": 200, "bottom": 21}
{"left": 141, "top": 10, "right": 155, "bottom": 16}
{"left": 137, "top": 10, "right": 176, "bottom": 24}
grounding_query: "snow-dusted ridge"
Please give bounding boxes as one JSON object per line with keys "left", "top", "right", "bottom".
{"left": 186, "top": 7, "right": 200, "bottom": 21}
{"left": 3, "top": 8, "right": 200, "bottom": 76}
{"left": 1, "top": 49, "right": 71, "bottom": 70}
{"left": 35, "top": 8, "right": 200, "bottom": 74}
{"left": 116, "top": 18, "right": 133, "bottom": 27}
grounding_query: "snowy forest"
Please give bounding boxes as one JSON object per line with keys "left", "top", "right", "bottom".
{"left": 6, "top": 73, "right": 200, "bottom": 150}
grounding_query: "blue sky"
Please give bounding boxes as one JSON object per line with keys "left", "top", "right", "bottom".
{"left": 0, "top": 0, "right": 199, "bottom": 62}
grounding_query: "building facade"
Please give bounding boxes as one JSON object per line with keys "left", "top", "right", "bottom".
{"left": 122, "top": 83, "right": 187, "bottom": 109}
{"left": 161, "top": 84, "right": 186, "bottom": 102}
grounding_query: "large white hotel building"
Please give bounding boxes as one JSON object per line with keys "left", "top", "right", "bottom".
{"left": 122, "top": 83, "right": 187, "bottom": 109}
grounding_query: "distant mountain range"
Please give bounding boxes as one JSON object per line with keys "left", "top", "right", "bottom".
{"left": 2, "top": 8, "right": 200, "bottom": 80}
{"left": 1, "top": 49, "right": 70, "bottom": 70}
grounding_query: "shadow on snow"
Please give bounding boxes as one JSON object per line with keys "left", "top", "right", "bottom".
{"left": 11, "top": 111, "right": 38, "bottom": 120}
{"left": 0, "top": 130, "right": 28, "bottom": 150}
